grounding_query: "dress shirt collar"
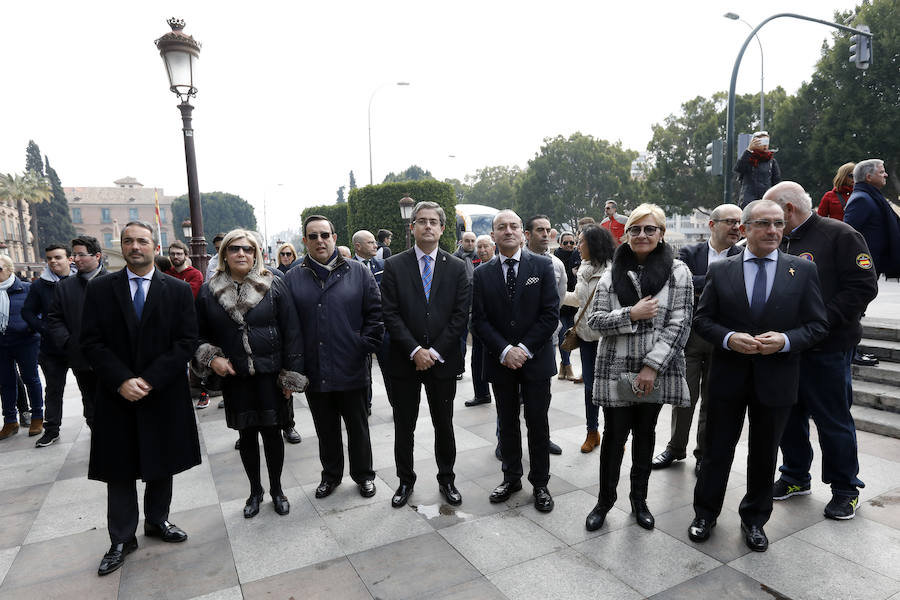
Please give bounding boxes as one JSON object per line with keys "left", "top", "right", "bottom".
{"left": 414, "top": 245, "right": 439, "bottom": 263}
{"left": 743, "top": 248, "right": 779, "bottom": 263}
{"left": 498, "top": 248, "right": 522, "bottom": 263}
{"left": 126, "top": 266, "right": 155, "bottom": 281}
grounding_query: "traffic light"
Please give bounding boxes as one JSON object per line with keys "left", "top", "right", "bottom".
{"left": 705, "top": 140, "right": 724, "bottom": 176}
{"left": 849, "top": 25, "right": 872, "bottom": 70}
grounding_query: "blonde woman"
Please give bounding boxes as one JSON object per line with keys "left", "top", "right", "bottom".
{"left": 276, "top": 242, "right": 298, "bottom": 275}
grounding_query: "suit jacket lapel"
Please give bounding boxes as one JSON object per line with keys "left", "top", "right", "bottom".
{"left": 764, "top": 252, "right": 792, "bottom": 316}
{"left": 732, "top": 256, "right": 751, "bottom": 314}
{"left": 114, "top": 270, "right": 140, "bottom": 339}
{"left": 404, "top": 249, "right": 427, "bottom": 305}
{"left": 430, "top": 250, "right": 449, "bottom": 302}
{"left": 513, "top": 252, "right": 530, "bottom": 302}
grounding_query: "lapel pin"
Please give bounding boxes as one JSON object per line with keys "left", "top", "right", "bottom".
{"left": 788, "top": 267, "right": 795, "bottom": 276}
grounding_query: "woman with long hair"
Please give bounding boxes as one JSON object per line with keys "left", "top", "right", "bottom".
{"left": 584, "top": 204, "right": 693, "bottom": 532}
{"left": 817, "top": 162, "right": 856, "bottom": 221}
{"left": 194, "top": 229, "right": 307, "bottom": 518}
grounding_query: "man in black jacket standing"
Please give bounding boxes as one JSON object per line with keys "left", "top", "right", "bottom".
{"left": 22, "top": 244, "right": 74, "bottom": 447}
{"left": 45, "top": 235, "right": 108, "bottom": 434}
{"left": 382, "top": 201, "right": 471, "bottom": 508}
{"left": 765, "top": 182, "right": 878, "bottom": 520}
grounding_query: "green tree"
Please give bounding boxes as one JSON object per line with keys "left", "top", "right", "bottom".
{"left": 171, "top": 191, "right": 258, "bottom": 254}
{"left": 349, "top": 170, "right": 358, "bottom": 190}
{"left": 336, "top": 185, "right": 346, "bottom": 204}
{"left": 770, "top": 0, "right": 900, "bottom": 200}
{"left": 0, "top": 171, "right": 52, "bottom": 263}
{"left": 516, "top": 133, "right": 639, "bottom": 231}
{"left": 25, "top": 141, "right": 43, "bottom": 177}
{"left": 382, "top": 165, "right": 434, "bottom": 183}
{"left": 464, "top": 165, "right": 522, "bottom": 209}
{"left": 443, "top": 178, "right": 468, "bottom": 202}
{"left": 299, "top": 203, "right": 350, "bottom": 249}
{"left": 35, "top": 157, "right": 77, "bottom": 250}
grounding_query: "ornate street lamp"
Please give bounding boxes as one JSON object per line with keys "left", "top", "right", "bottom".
{"left": 156, "top": 18, "right": 208, "bottom": 271}
{"left": 181, "top": 219, "right": 192, "bottom": 239}
{"left": 399, "top": 194, "right": 415, "bottom": 249}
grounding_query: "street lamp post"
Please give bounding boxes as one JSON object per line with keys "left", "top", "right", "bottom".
{"left": 399, "top": 195, "right": 415, "bottom": 250}
{"left": 724, "top": 13, "right": 765, "bottom": 129}
{"left": 368, "top": 82, "right": 410, "bottom": 185}
{"left": 155, "top": 18, "right": 208, "bottom": 272}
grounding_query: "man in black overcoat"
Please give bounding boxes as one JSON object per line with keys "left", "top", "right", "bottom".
{"left": 80, "top": 221, "right": 201, "bottom": 576}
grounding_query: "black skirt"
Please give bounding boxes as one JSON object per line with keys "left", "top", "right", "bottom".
{"left": 222, "top": 373, "right": 287, "bottom": 430}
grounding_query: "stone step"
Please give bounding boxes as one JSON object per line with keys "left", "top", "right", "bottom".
{"left": 861, "top": 317, "right": 900, "bottom": 342}
{"left": 852, "top": 404, "right": 900, "bottom": 439}
{"left": 857, "top": 338, "right": 900, "bottom": 363}
{"left": 853, "top": 380, "right": 900, "bottom": 413}
{"left": 853, "top": 360, "right": 900, "bottom": 386}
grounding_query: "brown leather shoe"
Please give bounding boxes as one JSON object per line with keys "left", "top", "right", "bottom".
{"left": 0, "top": 423, "right": 19, "bottom": 440}
{"left": 580, "top": 430, "right": 600, "bottom": 453}
{"left": 28, "top": 418, "right": 43, "bottom": 437}
{"left": 557, "top": 362, "right": 568, "bottom": 380}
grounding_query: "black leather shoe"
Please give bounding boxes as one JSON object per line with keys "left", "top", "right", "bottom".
{"left": 359, "top": 480, "right": 376, "bottom": 498}
{"left": 651, "top": 449, "right": 685, "bottom": 470}
{"left": 630, "top": 498, "right": 655, "bottom": 530}
{"left": 695, "top": 460, "right": 702, "bottom": 477}
{"left": 439, "top": 483, "right": 462, "bottom": 505}
{"left": 741, "top": 522, "right": 768, "bottom": 552}
{"left": 585, "top": 502, "right": 610, "bottom": 531}
{"left": 465, "top": 396, "right": 491, "bottom": 407}
{"left": 234, "top": 438, "right": 241, "bottom": 450}
{"left": 548, "top": 441, "right": 562, "bottom": 455}
{"left": 143, "top": 520, "right": 187, "bottom": 543}
{"left": 315, "top": 480, "right": 339, "bottom": 499}
{"left": 97, "top": 538, "right": 137, "bottom": 576}
{"left": 282, "top": 428, "right": 302, "bottom": 444}
{"left": 391, "top": 484, "right": 413, "bottom": 508}
{"left": 852, "top": 350, "right": 879, "bottom": 366}
{"left": 243, "top": 493, "right": 263, "bottom": 518}
{"left": 688, "top": 517, "right": 716, "bottom": 542}
{"left": 533, "top": 487, "right": 554, "bottom": 512}
{"left": 489, "top": 480, "right": 522, "bottom": 503}
{"left": 273, "top": 494, "right": 290, "bottom": 515}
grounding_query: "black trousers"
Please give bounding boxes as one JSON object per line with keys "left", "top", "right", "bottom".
{"left": 598, "top": 404, "right": 663, "bottom": 507}
{"left": 391, "top": 374, "right": 457, "bottom": 486}
{"left": 306, "top": 388, "right": 374, "bottom": 485}
{"left": 107, "top": 476, "right": 173, "bottom": 544}
{"left": 694, "top": 387, "right": 791, "bottom": 527}
{"left": 73, "top": 369, "right": 97, "bottom": 428}
{"left": 493, "top": 378, "right": 551, "bottom": 488}
{"left": 38, "top": 353, "right": 69, "bottom": 435}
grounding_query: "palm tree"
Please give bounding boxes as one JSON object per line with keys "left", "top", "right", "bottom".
{"left": 0, "top": 172, "right": 52, "bottom": 263}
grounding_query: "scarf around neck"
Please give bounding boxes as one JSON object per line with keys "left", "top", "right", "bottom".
{"left": 611, "top": 241, "right": 674, "bottom": 308}
{"left": 748, "top": 149, "right": 774, "bottom": 167}
{"left": 0, "top": 275, "right": 16, "bottom": 333}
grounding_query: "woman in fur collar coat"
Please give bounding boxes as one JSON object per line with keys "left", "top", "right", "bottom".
{"left": 194, "top": 230, "right": 307, "bottom": 519}
{"left": 584, "top": 204, "right": 693, "bottom": 533}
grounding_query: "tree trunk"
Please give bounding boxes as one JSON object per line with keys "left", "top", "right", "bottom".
{"left": 17, "top": 198, "right": 32, "bottom": 263}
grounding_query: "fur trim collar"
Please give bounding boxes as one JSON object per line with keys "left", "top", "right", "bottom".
{"left": 207, "top": 270, "right": 274, "bottom": 324}
{"left": 611, "top": 241, "right": 674, "bottom": 307}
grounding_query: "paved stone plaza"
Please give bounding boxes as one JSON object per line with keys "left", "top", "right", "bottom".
{"left": 0, "top": 282, "right": 898, "bottom": 599}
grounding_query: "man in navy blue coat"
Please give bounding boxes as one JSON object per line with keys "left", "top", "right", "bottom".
{"left": 472, "top": 209, "right": 560, "bottom": 512}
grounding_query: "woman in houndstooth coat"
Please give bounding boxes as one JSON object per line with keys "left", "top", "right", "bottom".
{"left": 583, "top": 203, "right": 693, "bottom": 533}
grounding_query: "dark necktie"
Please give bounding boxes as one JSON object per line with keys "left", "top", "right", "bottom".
{"left": 133, "top": 278, "right": 146, "bottom": 319}
{"left": 421, "top": 255, "right": 433, "bottom": 300}
{"left": 750, "top": 257, "right": 768, "bottom": 319}
{"left": 505, "top": 258, "right": 517, "bottom": 299}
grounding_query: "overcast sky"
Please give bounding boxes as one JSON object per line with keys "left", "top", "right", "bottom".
{"left": 2, "top": 0, "right": 861, "bottom": 243}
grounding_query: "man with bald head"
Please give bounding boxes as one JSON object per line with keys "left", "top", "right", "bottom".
{"left": 353, "top": 229, "right": 392, "bottom": 411}
{"left": 764, "top": 181, "right": 877, "bottom": 520}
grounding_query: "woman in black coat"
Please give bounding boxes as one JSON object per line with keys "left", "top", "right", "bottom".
{"left": 194, "top": 229, "right": 307, "bottom": 518}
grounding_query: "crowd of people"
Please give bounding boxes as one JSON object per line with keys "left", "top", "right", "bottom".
{"left": 0, "top": 155, "right": 894, "bottom": 576}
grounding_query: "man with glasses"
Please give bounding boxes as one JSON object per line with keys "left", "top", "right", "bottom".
{"left": 165, "top": 240, "right": 204, "bottom": 298}
{"left": 689, "top": 200, "right": 827, "bottom": 552}
{"left": 766, "top": 182, "right": 877, "bottom": 520}
{"left": 285, "top": 216, "right": 382, "bottom": 500}
{"left": 600, "top": 200, "right": 627, "bottom": 246}
{"left": 45, "top": 236, "right": 108, "bottom": 434}
{"left": 382, "top": 201, "right": 470, "bottom": 508}
{"left": 653, "top": 204, "right": 743, "bottom": 475}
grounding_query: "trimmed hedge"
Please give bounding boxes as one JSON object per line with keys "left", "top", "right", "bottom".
{"left": 299, "top": 203, "right": 350, "bottom": 248}
{"left": 347, "top": 180, "right": 457, "bottom": 255}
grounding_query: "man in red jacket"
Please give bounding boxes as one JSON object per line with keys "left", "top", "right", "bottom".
{"left": 166, "top": 240, "right": 204, "bottom": 298}
{"left": 600, "top": 201, "right": 627, "bottom": 246}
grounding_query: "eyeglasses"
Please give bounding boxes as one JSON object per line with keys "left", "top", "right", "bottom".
{"left": 712, "top": 218, "right": 740, "bottom": 227}
{"left": 746, "top": 219, "right": 786, "bottom": 229}
{"left": 306, "top": 232, "right": 332, "bottom": 240}
{"left": 561, "top": 241, "right": 575, "bottom": 246}
{"left": 226, "top": 245, "right": 255, "bottom": 254}
{"left": 279, "top": 251, "right": 294, "bottom": 257}
{"left": 415, "top": 218, "right": 441, "bottom": 227}
{"left": 626, "top": 225, "right": 661, "bottom": 237}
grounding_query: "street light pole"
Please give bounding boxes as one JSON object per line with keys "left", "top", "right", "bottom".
{"left": 724, "top": 13, "right": 765, "bottom": 129}
{"left": 724, "top": 13, "right": 872, "bottom": 203}
{"left": 368, "top": 82, "right": 410, "bottom": 185}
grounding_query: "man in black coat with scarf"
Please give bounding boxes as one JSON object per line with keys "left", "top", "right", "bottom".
{"left": 81, "top": 222, "right": 201, "bottom": 576}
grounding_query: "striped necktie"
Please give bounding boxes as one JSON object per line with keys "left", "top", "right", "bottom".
{"left": 421, "top": 255, "right": 433, "bottom": 300}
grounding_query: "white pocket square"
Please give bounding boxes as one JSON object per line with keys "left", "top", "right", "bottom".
{"left": 525, "top": 276, "right": 540, "bottom": 286}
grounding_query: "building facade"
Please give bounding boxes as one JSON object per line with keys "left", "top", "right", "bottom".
{"left": 64, "top": 177, "right": 176, "bottom": 252}
{"left": 0, "top": 197, "right": 34, "bottom": 266}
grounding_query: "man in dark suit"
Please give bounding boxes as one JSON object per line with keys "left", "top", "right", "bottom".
{"left": 688, "top": 200, "right": 828, "bottom": 552}
{"left": 353, "top": 229, "right": 392, "bottom": 411}
{"left": 80, "top": 221, "right": 201, "bottom": 576}
{"left": 382, "top": 202, "right": 471, "bottom": 508}
{"left": 653, "top": 204, "right": 743, "bottom": 474}
{"left": 472, "top": 209, "right": 560, "bottom": 512}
